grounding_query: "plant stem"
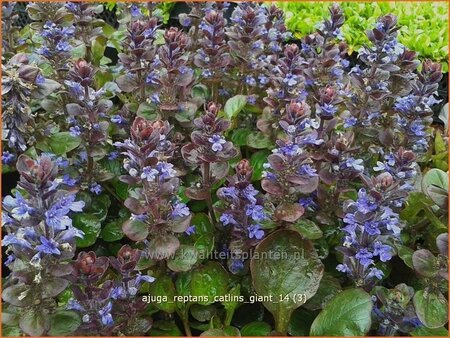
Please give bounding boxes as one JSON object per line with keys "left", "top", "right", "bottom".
{"left": 203, "top": 162, "right": 217, "bottom": 226}
{"left": 177, "top": 308, "right": 192, "bottom": 337}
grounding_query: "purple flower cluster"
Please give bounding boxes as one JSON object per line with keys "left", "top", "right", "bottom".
{"left": 2, "top": 155, "right": 84, "bottom": 321}
{"left": 217, "top": 159, "right": 267, "bottom": 273}
{"left": 337, "top": 148, "right": 417, "bottom": 287}
{"left": 37, "top": 21, "right": 75, "bottom": 63}
{"left": 115, "top": 117, "right": 191, "bottom": 259}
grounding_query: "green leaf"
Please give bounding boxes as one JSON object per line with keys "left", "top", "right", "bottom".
{"left": 148, "top": 276, "right": 176, "bottom": 313}
{"left": 231, "top": 128, "right": 252, "bottom": 146}
{"left": 411, "top": 326, "right": 449, "bottom": 336}
{"left": 291, "top": 219, "right": 323, "bottom": 240}
{"left": 310, "top": 288, "right": 372, "bottom": 336}
{"left": 92, "top": 36, "right": 107, "bottom": 65}
{"left": 191, "top": 262, "right": 229, "bottom": 305}
{"left": 246, "top": 132, "right": 272, "bottom": 149}
{"left": 48, "top": 311, "right": 81, "bottom": 336}
{"left": 304, "top": 273, "right": 341, "bottom": 311}
{"left": 45, "top": 132, "right": 81, "bottom": 155}
{"left": 122, "top": 219, "right": 149, "bottom": 242}
{"left": 73, "top": 213, "right": 102, "bottom": 248}
{"left": 191, "top": 213, "right": 214, "bottom": 236}
{"left": 413, "top": 289, "right": 448, "bottom": 329}
{"left": 100, "top": 219, "right": 124, "bottom": 242}
{"left": 250, "top": 230, "right": 324, "bottom": 334}
{"left": 240, "top": 321, "right": 271, "bottom": 336}
{"left": 150, "top": 320, "right": 183, "bottom": 336}
{"left": 395, "top": 244, "right": 414, "bottom": 268}
{"left": 190, "top": 304, "right": 217, "bottom": 322}
{"left": 20, "top": 310, "right": 49, "bottom": 336}
{"left": 2, "top": 284, "right": 33, "bottom": 307}
{"left": 412, "top": 249, "right": 438, "bottom": 278}
{"left": 2, "top": 326, "right": 21, "bottom": 337}
{"left": 167, "top": 245, "right": 199, "bottom": 272}
{"left": 422, "top": 168, "right": 448, "bottom": 191}
{"left": 222, "top": 284, "right": 241, "bottom": 326}
{"left": 250, "top": 150, "right": 271, "bottom": 181}
{"left": 194, "top": 234, "right": 214, "bottom": 258}
{"left": 288, "top": 308, "right": 316, "bottom": 336}
{"left": 223, "top": 95, "right": 247, "bottom": 120}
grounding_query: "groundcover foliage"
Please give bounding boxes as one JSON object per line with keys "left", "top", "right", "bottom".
{"left": 1, "top": 2, "right": 448, "bottom": 337}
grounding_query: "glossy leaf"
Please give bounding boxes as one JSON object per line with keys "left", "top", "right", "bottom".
{"left": 167, "top": 245, "right": 199, "bottom": 272}
{"left": 224, "top": 95, "right": 247, "bottom": 120}
{"left": 310, "top": 288, "right": 372, "bottom": 336}
{"left": 191, "top": 262, "right": 229, "bottom": 305}
{"left": 250, "top": 230, "right": 324, "bottom": 334}
{"left": 413, "top": 289, "right": 448, "bottom": 329}
{"left": 48, "top": 311, "right": 81, "bottom": 336}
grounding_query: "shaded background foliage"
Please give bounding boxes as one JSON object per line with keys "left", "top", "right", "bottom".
{"left": 1, "top": 1, "right": 448, "bottom": 337}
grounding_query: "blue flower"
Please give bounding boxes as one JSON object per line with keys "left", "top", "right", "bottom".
{"left": 202, "top": 69, "right": 213, "bottom": 78}
{"left": 283, "top": 73, "right": 298, "bottom": 87}
{"left": 135, "top": 273, "right": 156, "bottom": 286}
{"left": 410, "top": 120, "right": 426, "bottom": 137}
{"left": 156, "top": 162, "right": 176, "bottom": 180}
{"left": 65, "top": 80, "right": 84, "bottom": 98}
{"left": 242, "top": 185, "right": 258, "bottom": 204}
{"left": 372, "top": 242, "right": 393, "bottom": 262}
{"left": 172, "top": 202, "right": 190, "bottom": 218}
{"left": 247, "top": 95, "right": 257, "bottom": 105}
{"left": 4, "top": 254, "right": 15, "bottom": 266}
{"left": 179, "top": 14, "right": 192, "bottom": 27}
{"left": 336, "top": 264, "right": 350, "bottom": 273}
{"left": 344, "top": 158, "right": 364, "bottom": 172}
{"left": 141, "top": 166, "right": 159, "bottom": 181}
{"left": 150, "top": 93, "right": 161, "bottom": 104}
{"left": 3, "top": 191, "right": 34, "bottom": 220}
{"left": 318, "top": 103, "right": 338, "bottom": 117}
{"left": 62, "top": 174, "right": 78, "bottom": 186}
{"left": 108, "top": 151, "right": 119, "bottom": 161}
{"left": 229, "top": 259, "right": 244, "bottom": 274}
{"left": 220, "top": 187, "right": 239, "bottom": 200}
{"left": 145, "top": 71, "right": 158, "bottom": 85}
{"left": 394, "top": 95, "right": 416, "bottom": 113}
{"left": 380, "top": 207, "right": 401, "bottom": 234}
{"left": 185, "top": 225, "right": 196, "bottom": 236}
{"left": 220, "top": 213, "right": 237, "bottom": 226}
{"left": 355, "top": 189, "right": 378, "bottom": 214}
{"left": 245, "top": 205, "right": 266, "bottom": 222}
{"left": 208, "top": 134, "right": 226, "bottom": 152}
{"left": 343, "top": 117, "right": 357, "bottom": 128}
{"left": 67, "top": 299, "right": 85, "bottom": 312}
{"left": 2, "top": 151, "right": 16, "bottom": 165}
{"left": 56, "top": 40, "right": 71, "bottom": 52}
{"left": 364, "top": 220, "right": 381, "bottom": 236}
{"left": 367, "top": 267, "right": 384, "bottom": 280}
{"left": 36, "top": 236, "right": 61, "bottom": 255}
{"left": 299, "top": 197, "right": 318, "bottom": 210}
{"left": 298, "top": 164, "right": 318, "bottom": 177}
{"left": 258, "top": 75, "right": 269, "bottom": 85}
{"left": 245, "top": 76, "right": 257, "bottom": 87}
{"left": 355, "top": 248, "right": 373, "bottom": 267}
{"left": 110, "top": 286, "right": 126, "bottom": 300}
{"left": 111, "top": 115, "right": 126, "bottom": 125}
{"left": 130, "top": 4, "right": 141, "bottom": 17}
{"left": 278, "top": 142, "right": 300, "bottom": 156}
{"left": 2, "top": 234, "right": 32, "bottom": 249}
{"left": 90, "top": 183, "right": 102, "bottom": 195}
{"left": 98, "top": 302, "right": 113, "bottom": 326}
{"left": 248, "top": 224, "right": 264, "bottom": 240}
{"left": 45, "top": 194, "right": 84, "bottom": 230}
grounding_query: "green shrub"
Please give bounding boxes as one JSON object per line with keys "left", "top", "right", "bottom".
{"left": 278, "top": 1, "right": 449, "bottom": 71}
